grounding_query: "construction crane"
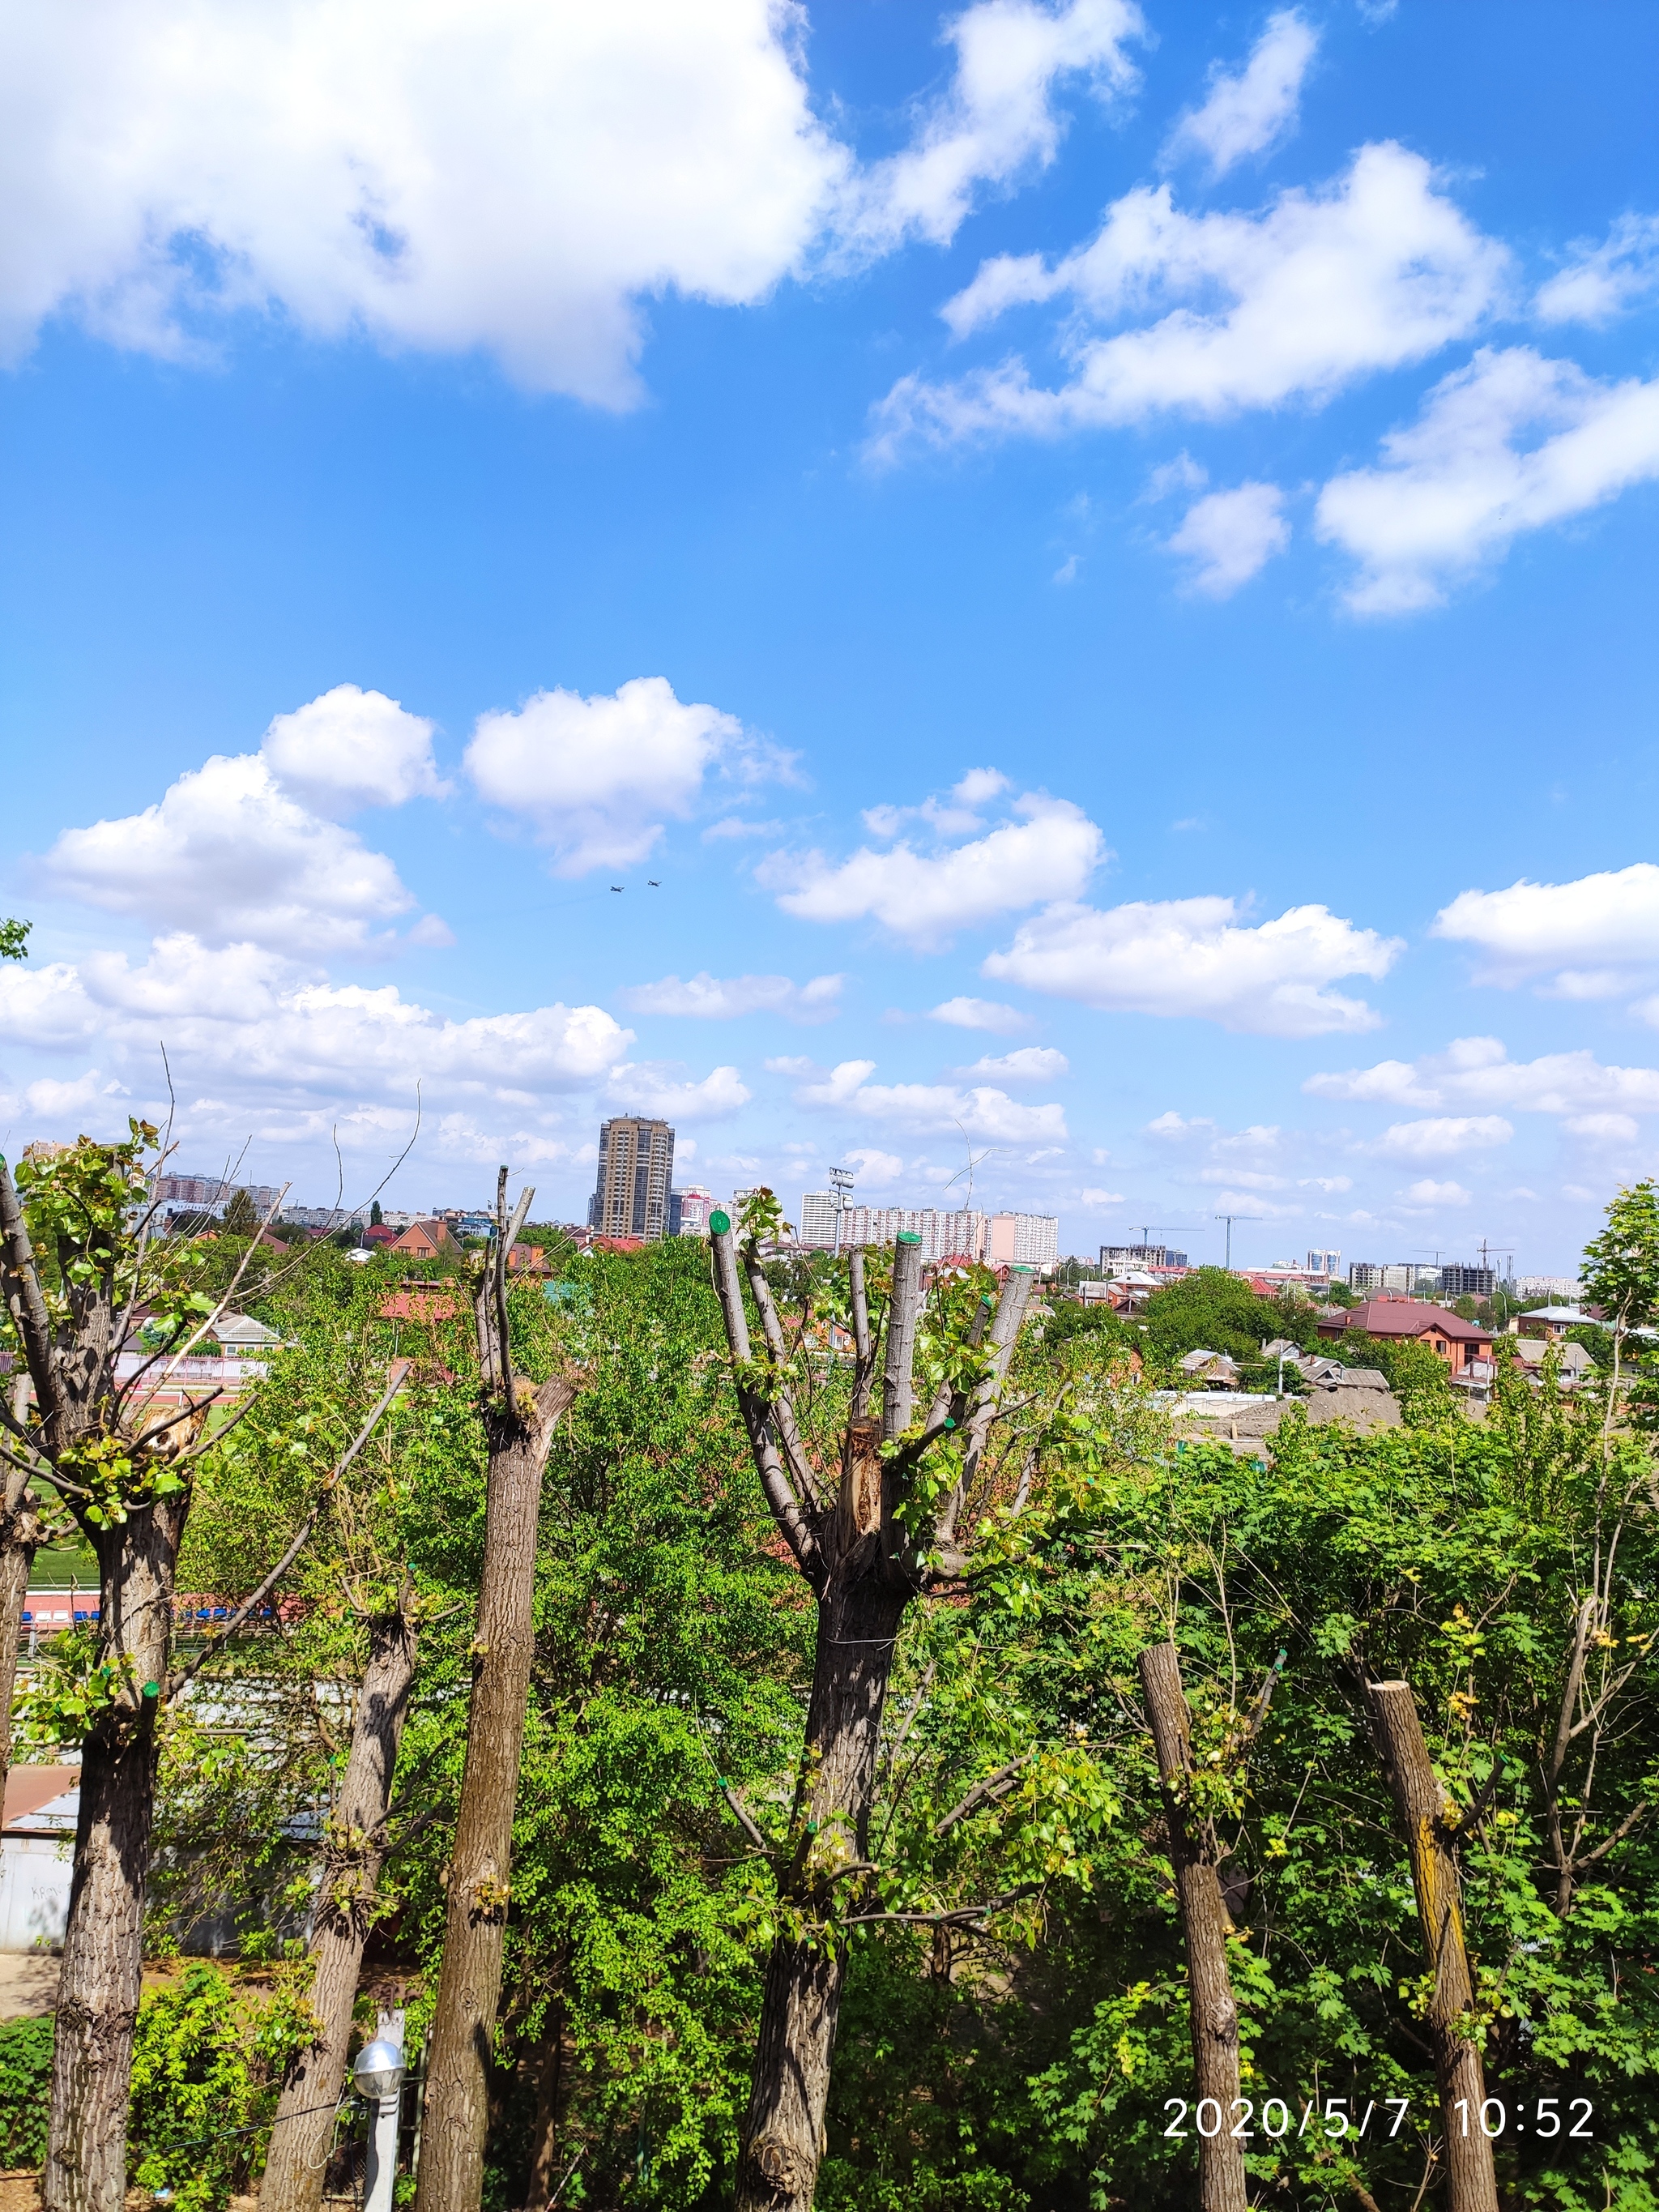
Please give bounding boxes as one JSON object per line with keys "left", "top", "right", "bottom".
{"left": 1213, "top": 1212, "right": 1262, "bottom": 1271}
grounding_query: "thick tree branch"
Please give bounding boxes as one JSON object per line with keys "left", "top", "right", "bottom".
{"left": 709, "top": 1223, "right": 823, "bottom": 1591}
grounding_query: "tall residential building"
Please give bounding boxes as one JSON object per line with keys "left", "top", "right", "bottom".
{"left": 987, "top": 1212, "right": 1060, "bottom": 1270}
{"left": 1306, "top": 1247, "right": 1341, "bottom": 1277}
{"left": 588, "top": 1117, "right": 676, "bottom": 1241}
{"left": 156, "top": 1172, "right": 283, "bottom": 1215}
{"left": 796, "top": 1199, "right": 1058, "bottom": 1272}
{"left": 1100, "top": 1242, "right": 1188, "bottom": 1273}
{"left": 1439, "top": 1263, "right": 1496, "bottom": 1299}
{"left": 669, "top": 1185, "right": 713, "bottom": 1236}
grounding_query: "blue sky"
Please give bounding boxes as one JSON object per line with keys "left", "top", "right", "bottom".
{"left": 2, "top": 0, "right": 1657, "bottom": 1274}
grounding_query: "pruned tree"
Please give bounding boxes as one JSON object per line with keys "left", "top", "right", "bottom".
{"left": 258, "top": 1576, "right": 421, "bottom": 2212}
{"left": 1138, "top": 1641, "right": 1253, "bottom": 2212}
{"left": 0, "top": 1126, "right": 399, "bottom": 2212}
{"left": 414, "top": 1171, "right": 584, "bottom": 2212}
{"left": 1367, "top": 1675, "right": 1499, "bottom": 2212}
{"left": 706, "top": 1199, "right": 1037, "bottom": 2212}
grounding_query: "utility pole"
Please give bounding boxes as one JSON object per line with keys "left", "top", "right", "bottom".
{"left": 1213, "top": 1214, "right": 1260, "bottom": 1272}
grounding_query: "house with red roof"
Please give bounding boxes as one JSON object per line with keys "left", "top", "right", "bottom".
{"left": 1317, "top": 1296, "right": 1495, "bottom": 1375}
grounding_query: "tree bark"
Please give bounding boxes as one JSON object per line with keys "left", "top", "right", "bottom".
{"left": 414, "top": 1376, "right": 578, "bottom": 2212}
{"left": 1139, "top": 1641, "right": 1247, "bottom": 2212}
{"left": 1367, "top": 1678, "right": 1498, "bottom": 2212}
{"left": 734, "top": 1235, "right": 926, "bottom": 2212}
{"left": 261, "top": 1603, "right": 420, "bottom": 2212}
{"left": 735, "top": 1572, "right": 911, "bottom": 2212}
{"left": 44, "top": 1499, "right": 183, "bottom": 2212}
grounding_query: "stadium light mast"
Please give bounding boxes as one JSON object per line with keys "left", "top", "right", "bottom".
{"left": 830, "top": 1164, "right": 855, "bottom": 1257}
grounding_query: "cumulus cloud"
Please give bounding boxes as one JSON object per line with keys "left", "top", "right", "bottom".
{"left": 983, "top": 896, "right": 1401, "bottom": 1036}
{"left": 843, "top": 1145, "right": 905, "bottom": 1189}
{"left": 0, "top": 933, "right": 632, "bottom": 1101}
{"left": 790, "top": 1057, "right": 1066, "bottom": 1142}
{"left": 1535, "top": 214, "right": 1659, "bottom": 327}
{"left": 1307, "top": 1035, "right": 1659, "bottom": 1118}
{"left": 838, "top": 0, "right": 1143, "bottom": 257}
{"left": 0, "top": 0, "right": 851, "bottom": 404}
{"left": 261, "top": 685, "right": 448, "bottom": 815}
{"left": 607, "top": 1061, "right": 750, "bottom": 1119}
{"left": 928, "top": 995, "right": 1033, "bottom": 1033}
{"left": 953, "top": 1045, "right": 1069, "bottom": 1083}
{"left": 1565, "top": 1112, "right": 1640, "bottom": 1144}
{"left": 1316, "top": 347, "right": 1659, "bottom": 613}
{"left": 1166, "top": 481, "right": 1289, "bottom": 595}
{"left": 874, "top": 143, "right": 1504, "bottom": 455}
{"left": 41, "top": 751, "right": 431, "bottom": 955}
{"left": 467, "top": 677, "right": 785, "bottom": 875}
{"left": 1398, "top": 1178, "right": 1472, "bottom": 1206}
{"left": 760, "top": 792, "right": 1102, "bottom": 949}
{"left": 616, "top": 971, "right": 843, "bottom": 1022}
{"left": 1375, "top": 1115, "right": 1513, "bottom": 1161}
{"left": 1432, "top": 864, "right": 1659, "bottom": 996}
{"left": 1164, "top": 10, "right": 1317, "bottom": 177}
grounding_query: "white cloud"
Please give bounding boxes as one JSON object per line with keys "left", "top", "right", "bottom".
{"left": 953, "top": 1045, "right": 1069, "bottom": 1083}
{"left": 760, "top": 792, "right": 1102, "bottom": 949}
{"left": 1307, "top": 1036, "right": 1659, "bottom": 1119}
{"left": 0, "top": 0, "right": 849, "bottom": 404}
{"left": 1299, "top": 1173, "right": 1351, "bottom": 1192}
{"left": 875, "top": 143, "right": 1504, "bottom": 455}
{"left": 1535, "top": 214, "right": 1659, "bottom": 327}
{"left": 466, "top": 677, "right": 784, "bottom": 875}
{"left": 1197, "top": 1167, "right": 1286, "bottom": 1189}
{"left": 617, "top": 971, "right": 843, "bottom": 1022}
{"left": 1316, "top": 347, "right": 1659, "bottom": 613}
{"left": 41, "top": 749, "right": 433, "bottom": 955}
{"left": 1432, "top": 864, "right": 1659, "bottom": 994}
{"left": 1078, "top": 1185, "right": 1125, "bottom": 1205}
{"left": 1376, "top": 1115, "right": 1512, "bottom": 1161}
{"left": 837, "top": 0, "right": 1144, "bottom": 258}
{"left": 1164, "top": 10, "right": 1317, "bottom": 177}
{"left": 1398, "top": 1177, "right": 1472, "bottom": 1207}
{"left": 607, "top": 1061, "right": 750, "bottom": 1119}
{"left": 1166, "top": 481, "right": 1288, "bottom": 595}
{"left": 0, "top": 933, "right": 632, "bottom": 1101}
{"left": 1146, "top": 1110, "right": 1214, "bottom": 1137}
{"left": 843, "top": 1146, "right": 906, "bottom": 1190}
{"left": 791, "top": 1058, "right": 1066, "bottom": 1142}
{"left": 984, "top": 895, "right": 1401, "bottom": 1036}
{"left": 261, "top": 685, "right": 448, "bottom": 815}
{"left": 1565, "top": 1112, "right": 1640, "bottom": 1143}
{"left": 928, "top": 995, "right": 1033, "bottom": 1033}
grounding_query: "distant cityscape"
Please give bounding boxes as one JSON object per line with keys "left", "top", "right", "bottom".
{"left": 153, "top": 1134, "right": 1579, "bottom": 1298}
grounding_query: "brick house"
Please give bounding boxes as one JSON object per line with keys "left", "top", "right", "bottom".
{"left": 1316, "top": 1296, "right": 1495, "bottom": 1374}
{"left": 390, "top": 1219, "right": 456, "bottom": 1262}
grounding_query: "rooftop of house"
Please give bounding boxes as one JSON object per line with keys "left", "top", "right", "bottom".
{"left": 1327, "top": 1298, "right": 1494, "bottom": 1343}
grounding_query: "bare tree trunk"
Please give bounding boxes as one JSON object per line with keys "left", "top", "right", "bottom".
{"left": 44, "top": 1503, "right": 182, "bottom": 2212}
{"left": 1139, "top": 1642, "right": 1247, "bottom": 2212}
{"left": 736, "top": 1573, "right": 911, "bottom": 2212}
{"left": 415, "top": 1359, "right": 577, "bottom": 2212}
{"left": 518, "top": 1987, "right": 573, "bottom": 2211}
{"left": 262, "top": 1602, "right": 420, "bottom": 2212}
{"left": 1367, "top": 1678, "right": 1498, "bottom": 2212}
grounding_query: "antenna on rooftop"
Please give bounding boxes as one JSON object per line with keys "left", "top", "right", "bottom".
{"left": 829, "top": 1164, "right": 855, "bottom": 1257}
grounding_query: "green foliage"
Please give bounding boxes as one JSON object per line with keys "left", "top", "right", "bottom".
{"left": 0, "top": 2017, "right": 53, "bottom": 2167}
{"left": 0, "top": 916, "right": 28, "bottom": 963}
{"left": 221, "top": 1186, "right": 260, "bottom": 1237}
{"left": 129, "top": 1962, "right": 310, "bottom": 2212}
{"left": 1583, "top": 1179, "right": 1659, "bottom": 1331}
{"left": 1140, "top": 1266, "right": 1317, "bottom": 1381}
{"left": 1340, "top": 1329, "right": 1459, "bottom": 1422}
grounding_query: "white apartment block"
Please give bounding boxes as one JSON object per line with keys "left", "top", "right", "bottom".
{"left": 798, "top": 1196, "right": 1058, "bottom": 1271}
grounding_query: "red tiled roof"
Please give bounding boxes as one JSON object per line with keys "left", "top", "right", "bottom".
{"left": 1340, "top": 1299, "right": 1493, "bottom": 1343}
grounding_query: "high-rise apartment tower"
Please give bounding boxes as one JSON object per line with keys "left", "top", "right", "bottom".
{"left": 588, "top": 1117, "right": 676, "bottom": 1241}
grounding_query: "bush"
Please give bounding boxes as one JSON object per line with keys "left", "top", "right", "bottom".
{"left": 0, "top": 2016, "right": 53, "bottom": 2167}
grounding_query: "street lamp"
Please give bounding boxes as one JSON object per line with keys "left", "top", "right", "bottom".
{"left": 352, "top": 2038, "right": 406, "bottom": 2212}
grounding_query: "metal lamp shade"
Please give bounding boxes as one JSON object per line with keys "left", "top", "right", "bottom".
{"left": 352, "top": 2038, "right": 406, "bottom": 2101}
